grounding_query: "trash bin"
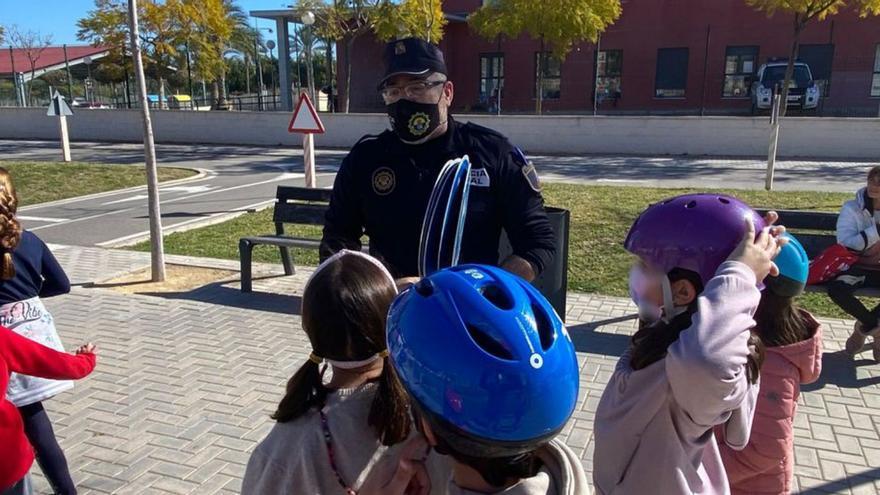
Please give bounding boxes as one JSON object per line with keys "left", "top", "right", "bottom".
{"left": 498, "top": 207, "right": 570, "bottom": 321}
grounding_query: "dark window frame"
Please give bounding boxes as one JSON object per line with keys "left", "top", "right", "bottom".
{"left": 479, "top": 53, "right": 505, "bottom": 105}
{"left": 655, "top": 47, "right": 689, "bottom": 98}
{"left": 722, "top": 46, "right": 759, "bottom": 98}
{"left": 535, "top": 51, "right": 562, "bottom": 100}
{"left": 873, "top": 44, "right": 880, "bottom": 98}
{"left": 597, "top": 49, "right": 623, "bottom": 100}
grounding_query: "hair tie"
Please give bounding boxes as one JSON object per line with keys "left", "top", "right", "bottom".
{"left": 378, "top": 350, "right": 390, "bottom": 358}
{"left": 308, "top": 352, "right": 323, "bottom": 364}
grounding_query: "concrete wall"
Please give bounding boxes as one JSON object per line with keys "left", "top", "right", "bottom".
{"left": 2, "top": 107, "right": 879, "bottom": 159}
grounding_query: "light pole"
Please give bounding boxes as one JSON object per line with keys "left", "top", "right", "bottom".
{"left": 301, "top": 11, "right": 316, "bottom": 105}
{"left": 266, "top": 39, "right": 277, "bottom": 108}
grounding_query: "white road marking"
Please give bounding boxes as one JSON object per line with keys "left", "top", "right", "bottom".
{"left": 17, "top": 215, "right": 69, "bottom": 223}
{"left": 29, "top": 207, "right": 138, "bottom": 232}
{"left": 596, "top": 178, "right": 650, "bottom": 183}
{"left": 159, "top": 185, "right": 216, "bottom": 194}
{"left": 96, "top": 199, "right": 276, "bottom": 247}
{"left": 102, "top": 194, "right": 149, "bottom": 206}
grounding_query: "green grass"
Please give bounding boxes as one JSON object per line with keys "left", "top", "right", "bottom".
{"left": 0, "top": 161, "right": 196, "bottom": 206}
{"left": 132, "top": 183, "right": 863, "bottom": 319}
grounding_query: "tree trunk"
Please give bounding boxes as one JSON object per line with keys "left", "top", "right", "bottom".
{"left": 211, "top": 80, "right": 221, "bottom": 109}
{"left": 221, "top": 72, "right": 229, "bottom": 108}
{"left": 325, "top": 38, "right": 333, "bottom": 112}
{"left": 29, "top": 66, "right": 37, "bottom": 106}
{"left": 127, "top": 0, "right": 166, "bottom": 282}
{"left": 158, "top": 76, "right": 166, "bottom": 110}
{"left": 344, "top": 37, "right": 354, "bottom": 114}
{"left": 779, "top": 15, "right": 804, "bottom": 119}
{"left": 536, "top": 37, "right": 545, "bottom": 115}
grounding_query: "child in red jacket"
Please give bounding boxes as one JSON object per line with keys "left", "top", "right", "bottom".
{"left": 0, "top": 327, "right": 96, "bottom": 494}
{"left": 716, "top": 234, "right": 822, "bottom": 495}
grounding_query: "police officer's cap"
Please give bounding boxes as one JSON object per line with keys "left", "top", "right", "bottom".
{"left": 379, "top": 38, "right": 447, "bottom": 89}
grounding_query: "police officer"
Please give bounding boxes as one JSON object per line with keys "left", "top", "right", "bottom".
{"left": 320, "top": 38, "right": 556, "bottom": 283}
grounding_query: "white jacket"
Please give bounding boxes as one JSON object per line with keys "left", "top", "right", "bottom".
{"left": 837, "top": 188, "right": 880, "bottom": 253}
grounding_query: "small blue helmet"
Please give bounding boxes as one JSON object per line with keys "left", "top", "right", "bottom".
{"left": 386, "top": 264, "right": 579, "bottom": 456}
{"left": 766, "top": 233, "right": 809, "bottom": 297}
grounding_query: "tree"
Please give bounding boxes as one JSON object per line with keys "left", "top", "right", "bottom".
{"left": 372, "top": 0, "right": 446, "bottom": 43}
{"left": 469, "top": 0, "right": 621, "bottom": 114}
{"left": 141, "top": 0, "right": 184, "bottom": 109}
{"left": 7, "top": 26, "right": 53, "bottom": 106}
{"left": 0, "top": 25, "right": 6, "bottom": 45}
{"left": 78, "top": 0, "right": 140, "bottom": 108}
{"left": 747, "top": 0, "right": 880, "bottom": 117}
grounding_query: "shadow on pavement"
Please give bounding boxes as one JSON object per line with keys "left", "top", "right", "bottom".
{"left": 567, "top": 314, "right": 635, "bottom": 357}
{"left": 802, "top": 350, "right": 880, "bottom": 392}
{"left": 139, "top": 275, "right": 302, "bottom": 315}
{"left": 799, "top": 466, "right": 880, "bottom": 494}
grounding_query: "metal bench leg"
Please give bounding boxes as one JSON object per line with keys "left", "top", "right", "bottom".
{"left": 280, "top": 246, "right": 295, "bottom": 276}
{"left": 239, "top": 239, "right": 254, "bottom": 293}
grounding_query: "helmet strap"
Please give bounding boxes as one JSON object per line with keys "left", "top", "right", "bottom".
{"left": 661, "top": 275, "right": 688, "bottom": 324}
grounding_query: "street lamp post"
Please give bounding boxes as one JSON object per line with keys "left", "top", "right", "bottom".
{"left": 301, "top": 11, "right": 316, "bottom": 105}
{"left": 266, "top": 40, "right": 277, "bottom": 109}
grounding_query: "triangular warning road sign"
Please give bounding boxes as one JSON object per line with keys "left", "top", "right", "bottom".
{"left": 46, "top": 90, "right": 74, "bottom": 117}
{"left": 288, "top": 92, "right": 325, "bottom": 134}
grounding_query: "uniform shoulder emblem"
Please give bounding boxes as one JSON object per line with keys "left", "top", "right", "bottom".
{"left": 511, "top": 147, "right": 542, "bottom": 193}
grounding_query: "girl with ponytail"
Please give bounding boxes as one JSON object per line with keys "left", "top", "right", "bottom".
{"left": 0, "top": 168, "right": 86, "bottom": 495}
{"left": 243, "top": 250, "right": 413, "bottom": 494}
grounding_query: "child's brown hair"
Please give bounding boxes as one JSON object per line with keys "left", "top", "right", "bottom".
{"left": 272, "top": 252, "right": 410, "bottom": 445}
{"left": 0, "top": 168, "right": 21, "bottom": 281}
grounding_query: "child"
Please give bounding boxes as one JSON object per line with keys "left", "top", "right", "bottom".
{"left": 717, "top": 234, "right": 822, "bottom": 495}
{"left": 382, "top": 264, "right": 587, "bottom": 494}
{"left": 1, "top": 328, "right": 96, "bottom": 495}
{"left": 592, "top": 194, "right": 784, "bottom": 495}
{"left": 242, "top": 250, "right": 412, "bottom": 494}
{"left": 0, "top": 168, "right": 80, "bottom": 495}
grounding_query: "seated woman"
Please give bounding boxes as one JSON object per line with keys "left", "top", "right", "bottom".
{"left": 829, "top": 166, "right": 880, "bottom": 360}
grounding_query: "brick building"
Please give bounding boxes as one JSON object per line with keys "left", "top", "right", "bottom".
{"left": 340, "top": 0, "right": 880, "bottom": 115}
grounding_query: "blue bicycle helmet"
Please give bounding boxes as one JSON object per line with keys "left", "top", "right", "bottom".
{"left": 766, "top": 233, "right": 809, "bottom": 297}
{"left": 386, "top": 264, "right": 579, "bottom": 457}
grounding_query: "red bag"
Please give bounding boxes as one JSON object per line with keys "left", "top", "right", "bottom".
{"left": 808, "top": 244, "right": 859, "bottom": 285}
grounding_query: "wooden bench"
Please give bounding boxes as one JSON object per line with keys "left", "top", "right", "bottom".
{"left": 756, "top": 208, "right": 880, "bottom": 297}
{"left": 239, "top": 186, "right": 336, "bottom": 292}
{"left": 238, "top": 187, "right": 571, "bottom": 318}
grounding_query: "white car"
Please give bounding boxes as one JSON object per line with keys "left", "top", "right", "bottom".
{"left": 751, "top": 61, "right": 821, "bottom": 112}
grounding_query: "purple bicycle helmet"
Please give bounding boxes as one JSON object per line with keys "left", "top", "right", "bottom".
{"left": 624, "top": 194, "right": 766, "bottom": 287}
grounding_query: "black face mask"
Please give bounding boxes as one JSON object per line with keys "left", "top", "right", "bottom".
{"left": 387, "top": 98, "right": 443, "bottom": 144}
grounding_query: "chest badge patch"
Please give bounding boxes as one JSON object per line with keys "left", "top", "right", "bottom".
{"left": 470, "top": 168, "right": 491, "bottom": 187}
{"left": 372, "top": 167, "right": 396, "bottom": 196}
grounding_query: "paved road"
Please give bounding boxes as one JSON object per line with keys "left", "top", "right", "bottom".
{"left": 0, "top": 139, "right": 872, "bottom": 246}
{"left": 0, "top": 140, "right": 342, "bottom": 247}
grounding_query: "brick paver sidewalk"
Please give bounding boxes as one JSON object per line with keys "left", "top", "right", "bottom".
{"left": 20, "top": 245, "right": 880, "bottom": 494}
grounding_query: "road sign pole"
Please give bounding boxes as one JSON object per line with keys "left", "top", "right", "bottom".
{"left": 58, "top": 115, "right": 71, "bottom": 162}
{"left": 303, "top": 133, "right": 316, "bottom": 188}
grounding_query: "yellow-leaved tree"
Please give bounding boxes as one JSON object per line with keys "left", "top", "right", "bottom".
{"left": 470, "top": 0, "right": 621, "bottom": 114}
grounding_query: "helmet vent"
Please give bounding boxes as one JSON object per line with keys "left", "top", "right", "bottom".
{"left": 718, "top": 197, "right": 730, "bottom": 205}
{"left": 685, "top": 200, "right": 697, "bottom": 209}
{"left": 532, "top": 303, "right": 557, "bottom": 351}
{"left": 467, "top": 324, "right": 514, "bottom": 360}
{"left": 479, "top": 284, "right": 514, "bottom": 310}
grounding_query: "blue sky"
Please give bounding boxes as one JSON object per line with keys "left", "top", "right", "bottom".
{"left": 1, "top": 0, "right": 288, "bottom": 45}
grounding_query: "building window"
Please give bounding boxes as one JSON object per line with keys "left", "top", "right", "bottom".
{"left": 535, "top": 52, "right": 562, "bottom": 100}
{"left": 597, "top": 49, "right": 622, "bottom": 100}
{"left": 655, "top": 48, "right": 689, "bottom": 98}
{"left": 723, "top": 46, "right": 758, "bottom": 98}
{"left": 479, "top": 54, "right": 504, "bottom": 109}
{"left": 873, "top": 45, "right": 880, "bottom": 97}
{"left": 799, "top": 44, "right": 834, "bottom": 96}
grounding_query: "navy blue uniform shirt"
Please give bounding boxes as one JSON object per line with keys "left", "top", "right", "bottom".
{"left": 0, "top": 231, "right": 70, "bottom": 305}
{"left": 319, "top": 117, "right": 556, "bottom": 278}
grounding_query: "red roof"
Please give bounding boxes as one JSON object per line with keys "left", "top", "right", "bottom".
{"left": 0, "top": 45, "right": 110, "bottom": 76}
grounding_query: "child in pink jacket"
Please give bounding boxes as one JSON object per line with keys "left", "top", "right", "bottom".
{"left": 717, "top": 234, "right": 822, "bottom": 495}
{"left": 593, "top": 195, "right": 785, "bottom": 495}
